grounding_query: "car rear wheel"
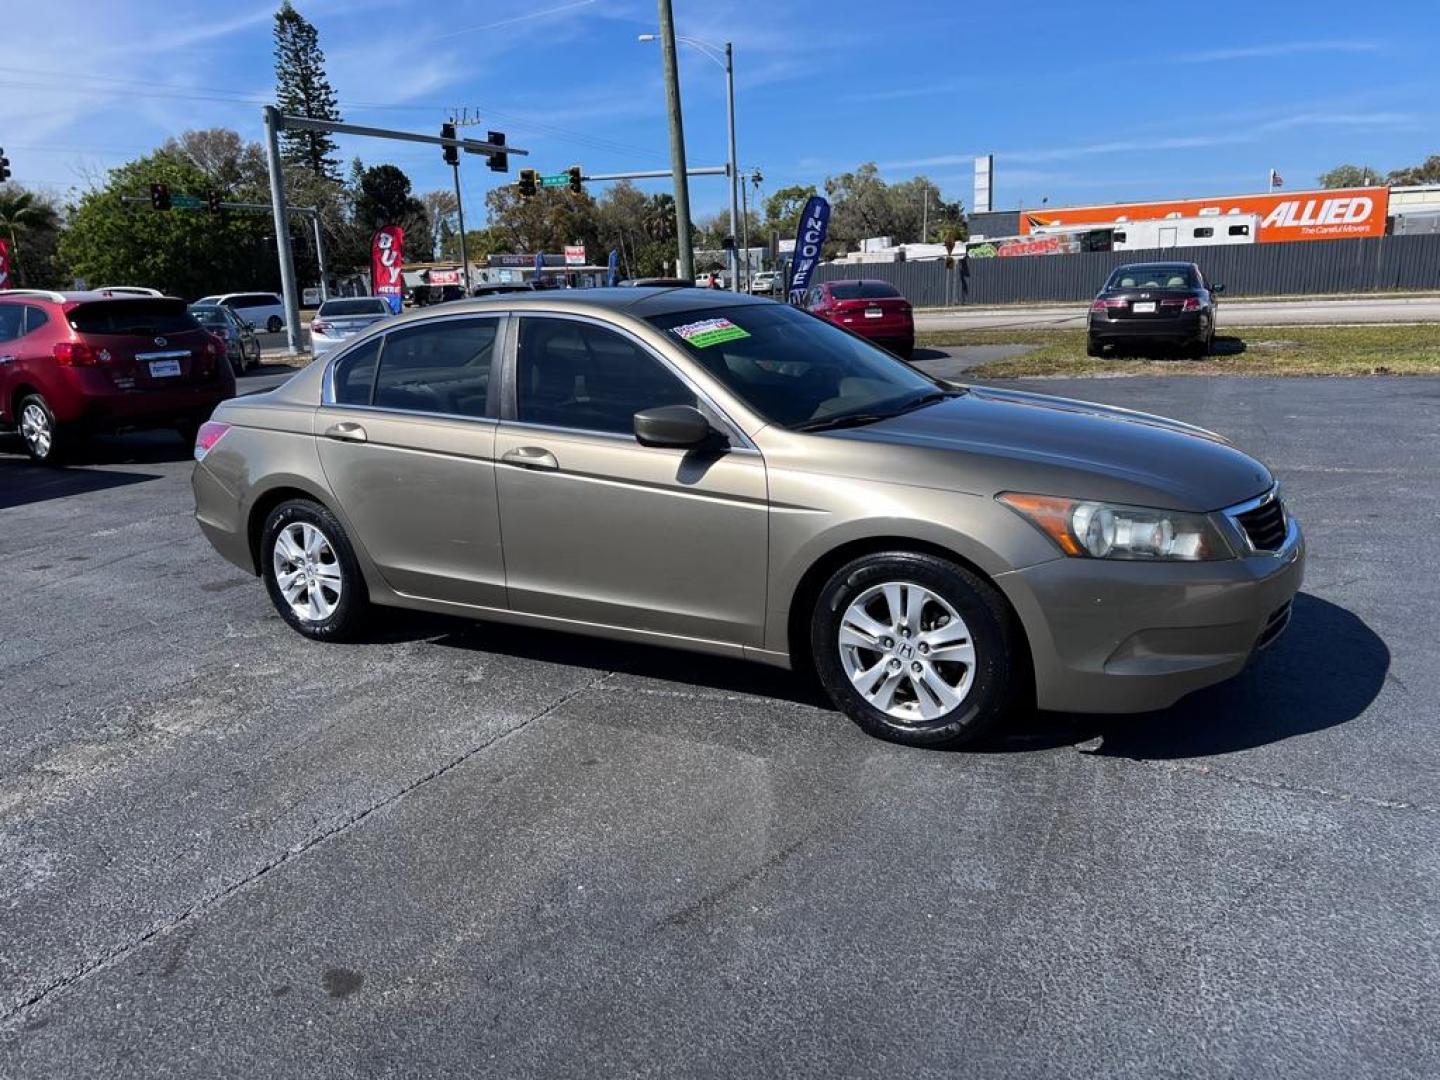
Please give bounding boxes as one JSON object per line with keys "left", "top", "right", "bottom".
{"left": 18, "top": 394, "right": 69, "bottom": 465}
{"left": 1086, "top": 334, "right": 1104, "bottom": 358}
{"left": 810, "top": 552, "right": 1017, "bottom": 748}
{"left": 266, "top": 316, "right": 283, "bottom": 333}
{"left": 261, "top": 500, "right": 370, "bottom": 641}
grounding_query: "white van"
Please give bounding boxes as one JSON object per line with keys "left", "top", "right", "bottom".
{"left": 194, "top": 292, "right": 287, "bottom": 333}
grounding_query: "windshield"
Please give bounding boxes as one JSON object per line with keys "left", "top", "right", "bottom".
{"left": 1107, "top": 265, "right": 1195, "bottom": 290}
{"left": 318, "top": 298, "right": 390, "bottom": 316}
{"left": 188, "top": 305, "right": 230, "bottom": 328}
{"left": 648, "top": 303, "right": 942, "bottom": 430}
{"left": 828, "top": 281, "right": 901, "bottom": 300}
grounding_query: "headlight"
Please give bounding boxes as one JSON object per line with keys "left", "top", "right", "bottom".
{"left": 998, "top": 493, "right": 1233, "bottom": 561}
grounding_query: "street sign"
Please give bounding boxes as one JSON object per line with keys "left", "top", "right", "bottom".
{"left": 540, "top": 173, "right": 570, "bottom": 188}
{"left": 564, "top": 245, "right": 586, "bottom": 266}
{"left": 172, "top": 194, "right": 204, "bottom": 209}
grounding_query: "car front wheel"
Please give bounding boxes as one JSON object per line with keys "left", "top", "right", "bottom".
{"left": 261, "top": 499, "right": 369, "bottom": 641}
{"left": 266, "top": 316, "right": 283, "bottom": 333}
{"left": 810, "top": 552, "right": 1018, "bottom": 748}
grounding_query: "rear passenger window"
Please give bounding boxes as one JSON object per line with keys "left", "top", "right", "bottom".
{"left": 373, "top": 318, "right": 497, "bottom": 418}
{"left": 0, "top": 306, "right": 22, "bottom": 342}
{"left": 23, "top": 306, "right": 49, "bottom": 335}
{"left": 332, "top": 337, "right": 381, "bottom": 406}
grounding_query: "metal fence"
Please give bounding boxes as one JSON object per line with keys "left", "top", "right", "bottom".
{"left": 811, "top": 233, "right": 1440, "bottom": 307}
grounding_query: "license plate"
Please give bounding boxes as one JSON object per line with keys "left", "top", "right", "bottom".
{"left": 149, "top": 359, "right": 182, "bottom": 377}
{"left": 864, "top": 307, "right": 884, "bottom": 318}
{"left": 1131, "top": 301, "right": 1156, "bottom": 313}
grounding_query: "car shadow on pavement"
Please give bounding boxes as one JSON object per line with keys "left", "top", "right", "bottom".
{"left": 1007, "top": 593, "right": 1388, "bottom": 758}
{"left": 0, "top": 429, "right": 194, "bottom": 469}
{"left": 381, "top": 611, "right": 831, "bottom": 709}
{"left": 0, "top": 445, "right": 166, "bottom": 510}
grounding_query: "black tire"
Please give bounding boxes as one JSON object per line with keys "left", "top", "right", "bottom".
{"left": 175, "top": 415, "right": 203, "bottom": 450}
{"left": 809, "top": 552, "right": 1018, "bottom": 749}
{"left": 1086, "top": 335, "right": 1104, "bottom": 358}
{"left": 260, "top": 499, "right": 370, "bottom": 642}
{"left": 266, "top": 316, "right": 283, "bottom": 333}
{"left": 17, "top": 393, "right": 71, "bottom": 465}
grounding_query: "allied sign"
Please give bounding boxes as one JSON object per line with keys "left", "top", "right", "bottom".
{"left": 786, "top": 195, "right": 831, "bottom": 303}
{"left": 0, "top": 238, "right": 10, "bottom": 290}
{"left": 1018, "top": 186, "right": 1389, "bottom": 244}
{"left": 563, "top": 245, "right": 586, "bottom": 266}
{"left": 371, "top": 226, "right": 405, "bottom": 313}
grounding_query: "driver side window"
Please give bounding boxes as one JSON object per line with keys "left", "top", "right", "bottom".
{"left": 515, "top": 317, "right": 695, "bottom": 436}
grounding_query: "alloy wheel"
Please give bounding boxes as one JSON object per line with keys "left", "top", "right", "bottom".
{"left": 20, "top": 402, "right": 52, "bottom": 458}
{"left": 837, "top": 581, "right": 977, "bottom": 723}
{"left": 272, "top": 521, "right": 343, "bottom": 622}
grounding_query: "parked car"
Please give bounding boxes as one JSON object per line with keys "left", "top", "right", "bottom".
{"left": 0, "top": 289, "right": 235, "bottom": 463}
{"left": 1087, "top": 261, "right": 1222, "bottom": 358}
{"left": 470, "top": 282, "right": 536, "bottom": 298}
{"left": 194, "top": 292, "right": 288, "bottom": 333}
{"left": 309, "top": 297, "right": 394, "bottom": 358}
{"left": 193, "top": 290, "right": 1301, "bottom": 749}
{"left": 749, "top": 269, "right": 779, "bottom": 295}
{"left": 801, "top": 279, "right": 915, "bottom": 359}
{"left": 188, "top": 302, "right": 261, "bottom": 375}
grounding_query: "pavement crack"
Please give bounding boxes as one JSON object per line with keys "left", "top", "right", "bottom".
{"left": 0, "top": 674, "right": 607, "bottom": 1028}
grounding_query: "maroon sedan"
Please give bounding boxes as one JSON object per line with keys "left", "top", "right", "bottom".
{"left": 801, "top": 279, "right": 915, "bottom": 359}
{"left": 0, "top": 290, "right": 235, "bottom": 463}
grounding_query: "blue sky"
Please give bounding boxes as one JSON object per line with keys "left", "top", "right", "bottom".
{"left": 5, "top": 0, "right": 1437, "bottom": 221}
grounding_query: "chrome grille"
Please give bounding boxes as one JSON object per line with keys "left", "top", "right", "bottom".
{"left": 1235, "top": 495, "right": 1287, "bottom": 552}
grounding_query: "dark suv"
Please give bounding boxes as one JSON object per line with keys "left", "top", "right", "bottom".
{"left": 1087, "top": 261, "right": 1222, "bottom": 358}
{"left": 0, "top": 290, "right": 235, "bottom": 463}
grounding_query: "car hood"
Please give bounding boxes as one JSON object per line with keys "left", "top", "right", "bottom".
{"left": 834, "top": 385, "right": 1273, "bottom": 512}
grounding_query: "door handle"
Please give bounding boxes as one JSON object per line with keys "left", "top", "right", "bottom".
{"left": 323, "top": 421, "right": 368, "bottom": 443}
{"left": 501, "top": 445, "right": 558, "bottom": 471}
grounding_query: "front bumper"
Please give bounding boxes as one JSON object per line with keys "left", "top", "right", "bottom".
{"left": 998, "top": 517, "right": 1305, "bottom": 713}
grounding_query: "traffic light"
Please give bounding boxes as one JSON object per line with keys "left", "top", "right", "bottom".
{"left": 567, "top": 165, "right": 582, "bottom": 195}
{"left": 150, "top": 183, "right": 171, "bottom": 211}
{"left": 441, "top": 122, "right": 458, "bottom": 167}
{"left": 0, "top": 148, "right": 10, "bottom": 183}
{"left": 487, "top": 130, "right": 507, "bottom": 173}
{"left": 518, "top": 169, "right": 537, "bottom": 200}
{"left": 207, "top": 190, "right": 222, "bottom": 214}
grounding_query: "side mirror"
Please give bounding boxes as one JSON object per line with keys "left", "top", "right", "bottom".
{"left": 1212, "top": 283, "right": 1225, "bottom": 293}
{"left": 634, "top": 405, "right": 720, "bottom": 449}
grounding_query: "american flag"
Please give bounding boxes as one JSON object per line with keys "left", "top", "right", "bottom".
{"left": 1269, "top": 169, "right": 1284, "bottom": 190}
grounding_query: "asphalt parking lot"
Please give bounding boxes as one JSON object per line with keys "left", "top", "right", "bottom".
{"left": 1, "top": 375, "right": 1437, "bottom": 1078}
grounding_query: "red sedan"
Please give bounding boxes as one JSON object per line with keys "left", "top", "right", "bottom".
{"left": 801, "top": 279, "right": 915, "bottom": 359}
{"left": 0, "top": 290, "right": 235, "bottom": 463}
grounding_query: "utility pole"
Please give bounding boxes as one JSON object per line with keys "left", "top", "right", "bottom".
{"left": 739, "top": 173, "right": 751, "bottom": 283}
{"left": 656, "top": 0, "right": 694, "bottom": 280}
{"left": 452, "top": 161, "right": 470, "bottom": 293}
{"left": 311, "top": 214, "right": 329, "bottom": 302}
{"left": 262, "top": 105, "right": 302, "bottom": 356}
{"left": 724, "top": 43, "right": 740, "bottom": 290}
{"left": 922, "top": 188, "right": 929, "bottom": 244}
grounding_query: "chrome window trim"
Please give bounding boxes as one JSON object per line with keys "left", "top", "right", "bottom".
{"left": 507, "top": 310, "right": 757, "bottom": 451}
{"left": 496, "top": 416, "right": 762, "bottom": 456}
{"left": 1221, "top": 485, "right": 1299, "bottom": 558}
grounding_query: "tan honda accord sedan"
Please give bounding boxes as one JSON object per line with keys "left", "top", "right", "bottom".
{"left": 192, "top": 288, "right": 1303, "bottom": 748}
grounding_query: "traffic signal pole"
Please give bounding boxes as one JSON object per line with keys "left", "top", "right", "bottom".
{"left": 452, "top": 161, "right": 470, "bottom": 294}
{"left": 262, "top": 106, "right": 303, "bottom": 356}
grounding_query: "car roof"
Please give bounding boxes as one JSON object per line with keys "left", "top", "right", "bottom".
{"left": 0, "top": 289, "right": 182, "bottom": 307}
{"left": 1111, "top": 261, "right": 1197, "bottom": 271}
{"left": 362, "top": 287, "right": 770, "bottom": 330}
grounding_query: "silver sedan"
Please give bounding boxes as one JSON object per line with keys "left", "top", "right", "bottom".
{"left": 309, "top": 297, "right": 393, "bottom": 357}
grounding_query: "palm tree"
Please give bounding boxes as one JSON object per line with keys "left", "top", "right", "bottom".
{"left": 0, "top": 189, "right": 60, "bottom": 287}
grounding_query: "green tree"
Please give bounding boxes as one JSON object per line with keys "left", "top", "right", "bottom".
{"left": 484, "top": 184, "right": 600, "bottom": 259}
{"left": 1387, "top": 155, "right": 1440, "bottom": 186}
{"left": 352, "top": 164, "right": 428, "bottom": 242}
{"left": 1318, "top": 164, "right": 1380, "bottom": 188}
{"left": 59, "top": 151, "right": 276, "bottom": 297}
{"left": 764, "top": 184, "right": 817, "bottom": 239}
{"left": 274, "top": 1, "right": 342, "bottom": 181}
{"left": 0, "top": 185, "right": 64, "bottom": 288}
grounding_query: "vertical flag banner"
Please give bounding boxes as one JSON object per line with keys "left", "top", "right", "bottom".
{"left": 786, "top": 196, "right": 831, "bottom": 303}
{"left": 533, "top": 251, "right": 545, "bottom": 285}
{"left": 607, "top": 249, "right": 619, "bottom": 287}
{"left": 0, "top": 238, "right": 11, "bottom": 290}
{"left": 371, "top": 226, "right": 405, "bottom": 313}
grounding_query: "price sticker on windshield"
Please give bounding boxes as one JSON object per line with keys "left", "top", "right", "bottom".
{"left": 670, "top": 318, "right": 750, "bottom": 348}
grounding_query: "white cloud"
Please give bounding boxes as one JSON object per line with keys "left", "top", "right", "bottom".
{"left": 1175, "top": 40, "right": 1384, "bottom": 63}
